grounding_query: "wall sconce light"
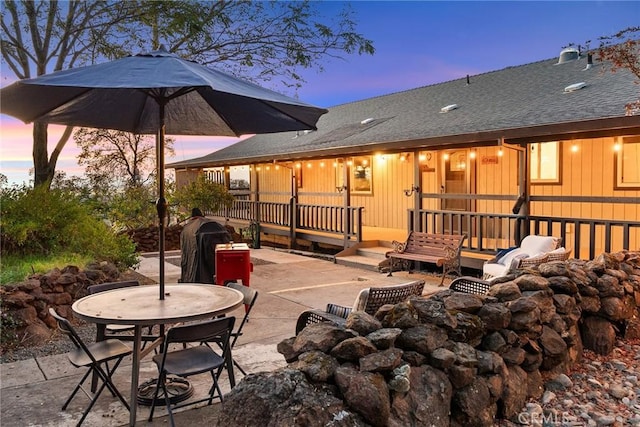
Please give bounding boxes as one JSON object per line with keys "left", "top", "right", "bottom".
{"left": 403, "top": 185, "right": 420, "bottom": 197}
{"left": 336, "top": 185, "right": 347, "bottom": 194}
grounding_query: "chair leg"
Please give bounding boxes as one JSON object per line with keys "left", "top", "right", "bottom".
{"left": 233, "top": 358, "right": 247, "bottom": 376}
{"left": 147, "top": 371, "right": 164, "bottom": 422}
{"left": 69, "top": 362, "right": 129, "bottom": 427}
{"left": 62, "top": 369, "right": 93, "bottom": 410}
{"left": 207, "top": 371, "right": 223, "bottom": 405}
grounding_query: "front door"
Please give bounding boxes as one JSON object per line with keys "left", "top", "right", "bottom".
{"left": 441, "top": 150, "right": 475, "bottom": 236}
{"left": 443, "top": 150, "right": 470, "bottom": 211}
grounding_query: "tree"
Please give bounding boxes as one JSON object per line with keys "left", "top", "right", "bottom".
{"left": 1, "top": 1, "right": 374, "bottom": 187}
{"left": 173, "top": 174, "right": 235, "bottom": 219}
{"left": 594, "top": 27, "right": 640, "bottom": 115}
{"left": 73, "top": 128, "right": 174, "bottom": 187}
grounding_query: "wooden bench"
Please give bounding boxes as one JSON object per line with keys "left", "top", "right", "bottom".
{"left": 385, "top": 232, "right": 467, "bottom": 286}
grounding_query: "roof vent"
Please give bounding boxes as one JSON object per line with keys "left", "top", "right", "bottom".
{"left": 360, "top": 118, "right": 374, "bottom": 125}
{"left": 558, "top": 47, "right": 580, "bottom": 64}
{"left": 584, "top": 53, "right": 594, "bottom": 70}
{"left": 440, "top": 104, "right": 458, "bottom": 113}
{"left": 564, "top": 82, "right": 587, "bottom": 93}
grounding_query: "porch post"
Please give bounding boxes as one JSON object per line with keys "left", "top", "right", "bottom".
{"left": 516, "top": 140, "right": 530, "bottom": 241}
{"left": 413, "top": 150, "right": 421, "bottom": 232}
{"left": 290, "top": 167, "right": 298, "bottom": 249}
{"left": 253, "top": 164, "right": 261, "bottom": 248}
{"left": 343, "top": 158, "right": 351, "bottom": 245}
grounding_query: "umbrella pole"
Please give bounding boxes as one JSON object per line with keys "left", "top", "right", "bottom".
{"left": 156, "top": 103, "right": 167, "bottom": 300}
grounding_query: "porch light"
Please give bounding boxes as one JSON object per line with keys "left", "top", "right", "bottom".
{"left": 469, "top": 150, "right": 477, "bottom": 159}
{"left": 347, "top": 160, "right": 353, "bottom": 166}
{"left": 320, "top": 161, "right": 325, "bottom": 168}
{"left": 443, "top": 153, "right": 449, "bottom": 161}
{"left": 296, "top": 162, "right": 302, "bottom": 169}
{"left": 419, "top": 153, "right": 426, "bottom": 162}
{"left": 497, "top": 149, "right": 503, "bottom": 157}
{"left": 399, "top": 153, "right": 407, "bottom": 162}
{"left": 333, "top": 161, "right": 338, "bottom": 167}
{"left": 613, "top": 143, "right": 622, "bottom": 152}
{"left": 275, "top": 164, "right": 280, "bottom": 170}
{"left": 266, "top": 166, "right": 270, "bottom": 171}
{"left": 307, "top": 163, "right": 312, "bottom": 168}
{"left": 375, "top": 153, "right": 386, "bottom": 162}
{"left": 571, "top": 144, "right": 579, "bottom": 153}
{"left": 256, "top": 166, "right": 261, "bottom": 171}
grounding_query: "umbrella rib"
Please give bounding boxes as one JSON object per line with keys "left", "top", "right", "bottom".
{"left": 140, "top": 87, "right": 197, "bottom": 104}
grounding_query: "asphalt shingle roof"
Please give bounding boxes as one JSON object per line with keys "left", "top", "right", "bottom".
{"left": 169, "top": 54, "right": 639, "bottom": 169}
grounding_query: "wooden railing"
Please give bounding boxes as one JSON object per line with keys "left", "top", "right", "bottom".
{"left": 410, "top": 209, "right": 640, "bottom": 259}
{"left": 214, "top": 200, "right": 639, "bottom": 257}
{"left": 213, "top": 200, "right": 363, "bottom": 243}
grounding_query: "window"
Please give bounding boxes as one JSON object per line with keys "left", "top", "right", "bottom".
{"left": 530, "top": 141, "right": 561, "bottom": 184}
{"left": 615, "top": 136, "right": 640, "bottom": 189}
{"left": 351, "top": 156, "right": 373, "bottom": 194}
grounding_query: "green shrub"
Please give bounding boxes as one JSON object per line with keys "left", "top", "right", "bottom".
{"left": 108, "top": 184, "right": 159, "bottom": 230}
{"left": 0, "top": 184, "right": 138, "bottom": 270}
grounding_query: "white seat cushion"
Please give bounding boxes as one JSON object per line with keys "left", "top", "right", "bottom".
{"left": 519, "top": 235, "right": 558, "bottom": 257}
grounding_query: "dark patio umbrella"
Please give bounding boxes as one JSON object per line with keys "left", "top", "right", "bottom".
{"left": 0, "top": 46, "right": 327, "bottom": 299}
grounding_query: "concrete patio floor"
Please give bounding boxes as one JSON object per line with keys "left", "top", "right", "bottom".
{"left": 1, "top": 247, "right": 448, "bottom": 426}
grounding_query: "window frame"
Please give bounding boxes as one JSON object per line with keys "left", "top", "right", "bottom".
{"left": 530, "top": 141, "right": 562, "bottom": 185}
{"left": 614, "top": 136, "right": 640, "bottom": 190}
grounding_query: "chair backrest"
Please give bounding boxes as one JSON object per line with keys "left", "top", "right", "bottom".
{"left": 163, "top": 316, "right": 235, "bottom": 347}
{"left": 48, "top": 307, "right": 97, "bottom": 362}
{"left": 88, "top": 280, "right": 140, "bottom": 294}
{"left": 353, "top": 280, "right": 425, "bottom": 314}
{"left": 224, "top": 283, "right": 257, "bottom": 347}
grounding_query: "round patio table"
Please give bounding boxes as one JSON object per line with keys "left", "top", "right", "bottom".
{"left": 72, "top": 283, "right": 244, "bottom": 427}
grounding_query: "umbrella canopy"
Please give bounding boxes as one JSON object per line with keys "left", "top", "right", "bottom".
{"left": 0, "top": 46, "right": 327, "bottom": 299}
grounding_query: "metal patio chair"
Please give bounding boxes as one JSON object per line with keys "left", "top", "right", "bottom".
{"left": 48, "top": 308, "right": 131, "bottom": 427}
{"left": 147, "top": 316, "right": 236, "bottom": 427}
{"left": 295, "top": 280, "right": 425, "bottom": 334}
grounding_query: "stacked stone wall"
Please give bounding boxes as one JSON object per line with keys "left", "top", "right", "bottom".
{"left": 219, "top": 251, "right": 640, "bottom": 426}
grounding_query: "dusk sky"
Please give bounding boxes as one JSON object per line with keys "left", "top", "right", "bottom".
{"left": 1, "top": 1, "right": 638, "bottom": 185}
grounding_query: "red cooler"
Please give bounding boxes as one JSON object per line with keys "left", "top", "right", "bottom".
{"left": 215, "top": 243, "right": 253, "bottom": 288}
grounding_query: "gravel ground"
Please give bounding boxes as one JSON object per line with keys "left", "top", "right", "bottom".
{"left": 0, "top": 320, "right": 98, "bottom": 363}
{"left": 502, "top": 339, "right": 640, "bottom": 427}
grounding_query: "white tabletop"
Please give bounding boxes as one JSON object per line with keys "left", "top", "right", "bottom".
{"left": 72, "top": 284, "right": 244, "bottom": 326}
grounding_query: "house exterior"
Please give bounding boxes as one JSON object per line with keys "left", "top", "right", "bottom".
{"left": 169, "top": 48, "right": 640, "bottom": 262}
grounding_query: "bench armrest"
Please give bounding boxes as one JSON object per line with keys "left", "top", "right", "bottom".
{"left": 387, "top": 239, "right": 406, "bottom": 255}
